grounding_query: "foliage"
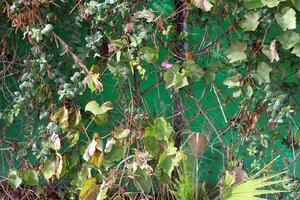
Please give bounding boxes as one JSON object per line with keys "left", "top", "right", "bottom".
{"left": 0, "top": 0, "right": 299, "bottom": 199}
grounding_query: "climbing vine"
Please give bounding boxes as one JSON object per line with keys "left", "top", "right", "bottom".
{"left": 0, "top": 0, "right": 299, "bottom": 199}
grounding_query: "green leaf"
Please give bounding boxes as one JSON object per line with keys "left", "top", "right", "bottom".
{"left": 134, "top": 168, "right": 152, "bottom": 193}
{"left": 292, "top": 0, "right": 300, "bottom": 11}
{"left": 24, "top": 169, "right": 39, "bottom": 186}
{"left": 8, "top": 170, "right": 22, "bottom": 189}
{"left": 42, "top": 160, "right": 56, "bottom": 180}
{"left": 182, "top": 60, "right": 205, "bottom": 81}
{"left": 94, "top": 113, "right": 110, "bottom": 125}
{"left": 143, "top": 136, "right": 161, "bottom": 156}
{"left": 262, "top": 0, "right": 281, "bottom": 8}
{"left": 144, "top": 117, "right": 173, "bottom": 140}
{"left": 140, "top": 46, "right": 159, "bottom": 64}
{"left": 239, "top": 12, "right": 260, "bottom": 31}
{"left": 105, "top": 143, "right": 126, "bottom": 162}
{"left": 251, "top": 62, "right": 272, "bottom": 84}
{"left": 163, "top": 65, "right": 189, "bottom": 90}
{"left": 244, "top": 0, "right": 264, "bottom": 9}
{"left": 291, "top": 41, "right": 300, "bottom": 57}
{"left": 113, "top": 126, "right": 130, "bottom": 140}
{"left": 277, "top": 31, "right": 300, "bottom": 49}
{"left": 155, "top": 146, "right": 185, "bottom": 183}
{"left": 79, "top": 178, "right": 99, "bottom": 200}
{"left": 276, "top": 7, "right": 296, "bottom": 31}
{"left": 225, "top": 42, "right": 247, "bottom": 63}
{"left": 242, "top": 84, "right": 253, "bottom": 99}
{"left": 85, "top": 101, "right": 113, "bottom": 116}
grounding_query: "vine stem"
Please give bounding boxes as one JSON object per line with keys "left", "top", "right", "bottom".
{"left": 173, "top": 0, "right": 189, "bottom": 148}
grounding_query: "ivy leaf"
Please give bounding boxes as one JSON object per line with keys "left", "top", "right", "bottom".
{"left": 8, "top": 170, "right": 22, "bottom": 189}
{"left": 42, "top": 160, "right": 56, "bottom": 180}
{"left": 291, "top": 41, "right": 300, "bottom": 57}
{"left": 113, "top": 126, "right": 130, "bottom": 140}
{"left": 24, "top": 169, "right": 39, "bottom": 186}
{"left": 191, "top": 0, "right": 213, "bottom": 12}
{"left": 79, "top": 178, "right": 99, "bottom": 200}
{"left": 163, "top": 64, "right": 189, "bottom": 90}
{"left": 244, "top": 0, "right": 264, "bottom": 9}
{"left": 85, "top": 101, "right": 113, "bottom": 116}
{"left": 140, "top": 46, "right": 159, "bottom": 64}
{"left": 262, "top": 40, "right": 279, "bottom": 63}
{"left": 225, "top": 42, "right": 247, "bottom": 63}
{"left": 239, "top": 12, "right": 260, "bottom": 31}
{"left": 50, "top": 107, "right": 69, "bottom": 130}
{"left": 182, "top": 60, "right": 205, "bottom": 81}
{"left": 251, "top": 62, "right": 272, "bottom": 84}
{"left": 276, "top": 7, "right": 296, "bottom": 31}
{"left": 277, "top": 31, "right": 300, "bottom": 49}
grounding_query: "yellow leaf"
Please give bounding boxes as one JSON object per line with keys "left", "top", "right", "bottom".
{"left": 79, "top": 178, "right": 99, "bottom": 200}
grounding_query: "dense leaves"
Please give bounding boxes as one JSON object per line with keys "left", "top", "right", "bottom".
{"left": 0, "top": 0, "right": 299, "bottom": 199}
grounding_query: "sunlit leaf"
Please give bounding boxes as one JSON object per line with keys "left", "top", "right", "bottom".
{"left": 85, "top": 101, "right": 113, "bottom": 116}
{"left": 291, "top": 41, "right": 300, "bottom": 57}
{"left": 50, "top": 107, "right": 69, "bottom": 130}
{"left": 239, "top": 12, "right": 260, "bottom": 31}
{"left": 24, "top": 169, "right": 39, "bottom": 186}
{"left": 113, "top": 126, "right": 130, "bottom": 140}
{"left": 8, "top": 170, "right": 22, "bottom": 189}
{"left": 140, "top": 46, "right": 159, "bottom": 64}
{"left": 276, "top": 7, "right": 296, "bottom": 31}
{"left": 42, "top": 160, "right": 56, "bottom": 180}
{"left": 191, "top": 0, "right": 213, "bottom": 12}
{"left": 262, "top": 40, "right": 279, "bottom": 63}
{"left": 79, "top": 178, "right": 99, "bottom": 200}
{"left": 83, "top": 133, "right": 103, "bottom": 162}
{"left": 225, "top": 42, "right": 247, "bottom": 63}
{"left": 163, "top": 65, "right": 189, "bottom": 90}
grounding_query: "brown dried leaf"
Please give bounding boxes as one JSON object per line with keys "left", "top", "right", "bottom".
{"left": 230, "top": 163, "right": 248, "bottom": 185}
{"left": 125, "top": 22, "right": 134, "bottom": 34}
{"left": 188, "top": 133, "right": 207, "bottom": 158}
{"left": 270, "top": 40, "right": 280, "bottom": 63}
